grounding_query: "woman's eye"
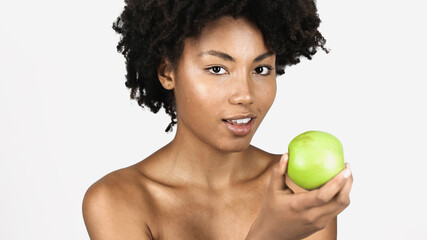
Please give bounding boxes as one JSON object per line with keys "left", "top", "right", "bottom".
{"left": 208, "top": 66, "right": 227, "bottom": 75}
{"left": 254, "top": 66, "right": 272, "bottom": 75}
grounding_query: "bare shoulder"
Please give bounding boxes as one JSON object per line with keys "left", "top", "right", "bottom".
{"left": 82, "top": 166, "right": 155, "bottom": 240}
{"left": 248, "top": 145, "right": 283, "bottom": 170}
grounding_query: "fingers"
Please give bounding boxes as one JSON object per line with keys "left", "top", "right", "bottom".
{"left": 331, "top": 164, "right": 353, "bottom": 214}
{"left": 268, "top": 153, "right": 289, "bottom": 192}
{"left": 308, "top": 164, "right": 353, "bottom": 217}
{"left": 291, "top": 163, "right": 352, "bottom": 211}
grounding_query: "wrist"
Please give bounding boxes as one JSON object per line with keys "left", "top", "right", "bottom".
{"left": 245, "top": 217, "right": 268, "bottom": 240}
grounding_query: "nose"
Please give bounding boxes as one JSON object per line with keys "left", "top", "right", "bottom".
{"left": 228, "top": 72, "right": 254, "bottom": 106}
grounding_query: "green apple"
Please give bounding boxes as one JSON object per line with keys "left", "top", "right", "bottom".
{"left": 287, "top": 131, "right": 345, "bottom": 190}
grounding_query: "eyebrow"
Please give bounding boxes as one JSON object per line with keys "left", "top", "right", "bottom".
{"left": 198, "top": 50, "right": 274, "bottom": 62}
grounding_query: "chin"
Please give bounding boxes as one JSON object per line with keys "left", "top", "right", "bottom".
{"left": 215, "top": 138, "right": 252, "bottom": 153}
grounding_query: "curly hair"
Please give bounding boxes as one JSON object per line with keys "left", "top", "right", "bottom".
{"left": 113, "top": 0, "right": 328, "bottom": 132}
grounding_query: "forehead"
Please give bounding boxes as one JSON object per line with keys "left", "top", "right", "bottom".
{"left": 182, "top": 16, "right": 271, "bottom": 60}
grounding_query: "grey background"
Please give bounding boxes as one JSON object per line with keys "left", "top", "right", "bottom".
{"left": 1, "top": 0, "right": 426, "bottom": 239}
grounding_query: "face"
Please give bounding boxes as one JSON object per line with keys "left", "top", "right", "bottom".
{"left": 163, "top": 16, "right": 277, "bottom": 152}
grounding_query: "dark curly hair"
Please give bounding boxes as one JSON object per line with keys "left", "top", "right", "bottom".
{"left": 113, "top": 0, "right": 328, "bottom": 132}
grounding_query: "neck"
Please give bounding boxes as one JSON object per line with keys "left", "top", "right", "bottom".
{"left": 163, "top": 124, "right": 256, "bottom": 191}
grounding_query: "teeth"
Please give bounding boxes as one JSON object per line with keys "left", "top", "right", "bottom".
{"left": 230, "top": 118, "right": 251, "bottom": 124}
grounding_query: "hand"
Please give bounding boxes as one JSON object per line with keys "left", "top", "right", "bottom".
{"left": 246, "top": 153, "right": 353, "bottom": 240}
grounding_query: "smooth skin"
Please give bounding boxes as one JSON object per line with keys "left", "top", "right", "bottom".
{"left": 82, "top": 16, "right": 353, "bottom": 240}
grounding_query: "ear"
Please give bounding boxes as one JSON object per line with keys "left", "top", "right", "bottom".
{"left": 157, "top": 58, "right": 175, "bottom": 90}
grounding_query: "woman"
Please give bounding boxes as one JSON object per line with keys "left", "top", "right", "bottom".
{"left": 82, "top": 1, "right": 353, "bottom": 239}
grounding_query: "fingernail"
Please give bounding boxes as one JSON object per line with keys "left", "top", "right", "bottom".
{"left": 344, "top": 168, "right": 352, "bottom": 179}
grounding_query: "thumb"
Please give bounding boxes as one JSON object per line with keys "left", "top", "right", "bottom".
{"left": 268, "top": 153, "right": 289, "bottom": 192}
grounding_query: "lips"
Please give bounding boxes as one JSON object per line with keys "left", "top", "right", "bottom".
{"left": 222, "top": 114, "right": 256, "bottom": 136}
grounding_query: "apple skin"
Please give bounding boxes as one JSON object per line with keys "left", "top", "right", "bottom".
{"left": 287, "top": 131, "right": 345, "bottom": 190}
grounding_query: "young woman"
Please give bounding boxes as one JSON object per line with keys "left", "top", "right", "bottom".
{"left": 82, "top": 1, "right": 353, "bottom": 239}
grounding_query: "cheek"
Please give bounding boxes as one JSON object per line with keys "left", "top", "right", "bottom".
{"left": 174, "top": 74, "right": 219, "bottom": 119}
{"left": 257, "top": 79, "right": 277, "bottom": 108}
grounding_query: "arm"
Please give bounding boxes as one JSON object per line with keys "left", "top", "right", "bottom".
{"left": 82, "top": 181, "right": 153, "bottom": 240}
{"left": 245, "top": 154, "right": 352, "bottom": 240}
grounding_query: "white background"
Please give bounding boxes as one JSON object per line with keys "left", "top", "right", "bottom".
{"left": 1, "top": 1, "right": 426, "bottom": 239}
